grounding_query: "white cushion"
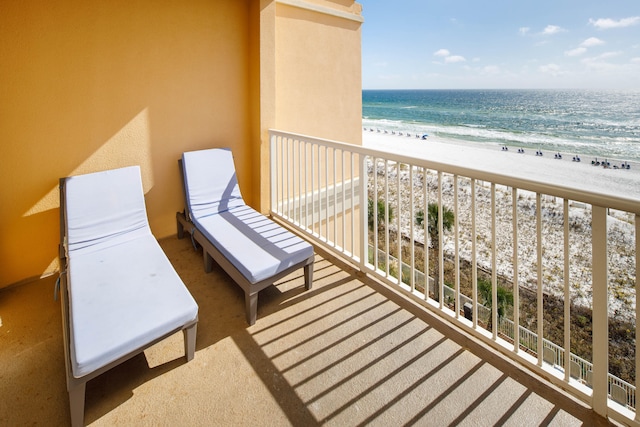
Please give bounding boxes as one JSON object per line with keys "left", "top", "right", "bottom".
{"left": 64, "top": 166, "right": 198, "bottom": 378}
{"left": 194, "top": 205, "right": 313, "bottom": 283}
{"left": 182, "top": 149, "right": 244, "bottom": 220}
{"left": 65, "top": 166, "right": 149, "bottom": 255}
{"left": 67, "top": 235, "right": 198, "bottom": 377}
{"left": 182, "top": 148, "right": 313, "bottom": 284}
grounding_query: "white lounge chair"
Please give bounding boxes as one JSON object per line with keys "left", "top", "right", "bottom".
{"left": 58, "top": 166, "right": 199, "bottom": 427}
{"left": 177, "top": 148, "right": 314, "bottom": 325}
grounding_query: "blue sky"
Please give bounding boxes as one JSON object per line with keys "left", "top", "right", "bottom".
{"left": 361, "top": 1, "right": 640, "bottom": 89}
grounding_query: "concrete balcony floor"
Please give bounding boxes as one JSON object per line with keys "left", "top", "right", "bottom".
{"left": 1, "top": 236, "right": 613, "bottom": 426}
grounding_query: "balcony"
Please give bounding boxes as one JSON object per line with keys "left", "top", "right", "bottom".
{"left": 269, "top": 130, "right": 640, "bottom": 425}
{"left": 0, "top": 129, "right": 634, "bottom": 425}
{"left": 1, "top": 238, "right": 610, "bottom": 425}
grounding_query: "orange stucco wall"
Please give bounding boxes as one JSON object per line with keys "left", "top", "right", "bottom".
{"left": 0, "top": 0, "right": 363, "bottom": 288}
{"left": 258, "top": 0, "right": 363, "bottom": 209}
{"left": 275, "top": 2, "right": 362, "bottom": 145}
{"left": 0, "top": 0, "right": 254, "bottom": 287}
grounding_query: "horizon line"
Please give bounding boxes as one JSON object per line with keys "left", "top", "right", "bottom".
{"left": 362, "top": 87, "right": 640, "bottom": 92}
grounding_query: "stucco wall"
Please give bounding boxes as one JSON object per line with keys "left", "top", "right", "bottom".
{"left": 275, "top": 1, "right": 362, "bottom": 144}
{"left": 0, "top": 1, "right": 253, "bottom": 287}
{"left": 0, "top": 0, "right": 363, "bottom": 288}
{"left": 258, "top": 0, "right": 363, "bottom": 210}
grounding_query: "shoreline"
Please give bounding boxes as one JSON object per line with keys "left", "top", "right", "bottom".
{"left": 363, "top": 129, "right": 640, "bottom": 203}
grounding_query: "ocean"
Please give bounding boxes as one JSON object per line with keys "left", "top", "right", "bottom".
{"left": 362, "top": 89, "right": 640, "bottom": 162}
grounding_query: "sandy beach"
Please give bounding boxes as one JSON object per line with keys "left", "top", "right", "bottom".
{"left": 363, "top": 129, "right": 640, "bottom": 202}
{"left": 362, "top": 130, "right": 639, "bottom": 320}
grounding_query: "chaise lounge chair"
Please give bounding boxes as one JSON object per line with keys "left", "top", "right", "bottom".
{"left": 176, "top": 148, "right": 314, "bottom": 325}
{"left": 58, "top": 166, "right": 199, "bottom": 427}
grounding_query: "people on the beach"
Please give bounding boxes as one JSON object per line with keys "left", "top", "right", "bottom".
{"left": 364, "top": 128, "right": 633, "bottom": 170}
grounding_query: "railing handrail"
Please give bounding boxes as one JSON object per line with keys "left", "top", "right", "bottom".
{"left": 269, "top": 129, "right": 640, "bottom": 423}
{"left": 377, "top": 243, "right": 639, "bottom": 409}
{"left": 270, "top": 129, "right": 640, "bottom": 214}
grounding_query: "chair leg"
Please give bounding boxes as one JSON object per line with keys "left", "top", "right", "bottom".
{"left": 177, "top": 214, "right": 185, "bottom": 239}
{"left": 203, "top": 251, "right": 213, "bottom": 273}
{"left": 183, "top": 323, "right": 197, "bottom": 361}
{"left": 68, "top": 381, "right": 86, "bottom": 427}
{"left": 245, "top": 292, "right": 258, "bottom": 326}
{"left": 304, "top": 262, "right": 313, "bottom": 290}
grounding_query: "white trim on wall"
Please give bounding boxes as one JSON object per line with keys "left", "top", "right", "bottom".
{"left": 277, "top": 0, "right": 364, "bottom": 23}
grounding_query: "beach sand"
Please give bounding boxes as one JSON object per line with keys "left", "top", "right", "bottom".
{"left": 362, "top": 130, "right": 639, "bottom": 319}
{"left": 363, "top": 130, "right": 640, "bottom": 203}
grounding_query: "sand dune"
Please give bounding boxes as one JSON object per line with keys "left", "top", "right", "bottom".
{"left": 363, "top": 130, "right": 638, "bottom": 320}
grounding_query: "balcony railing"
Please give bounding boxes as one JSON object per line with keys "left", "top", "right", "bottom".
{"left": 376, "top": 245, "right": 637, "bottom": 411}
{"left": 269, "top": 129, "right": 640, "bottom": 425}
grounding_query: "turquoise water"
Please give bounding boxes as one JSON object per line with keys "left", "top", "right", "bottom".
{"left": 362, "top": 89, "right": 640, "bottom": 162}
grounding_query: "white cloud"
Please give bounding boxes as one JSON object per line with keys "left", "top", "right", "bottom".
{"left": 581, "top": 37, "right": 605, "bottom": 47}
{"left": 445, "top": 55, "right": 466, "bottom": 63}
{"left": 581, "top": 51, "right": 623, "bottom": 70}
{"left": 519, "top": 27, "right": 530, "bottom": 36}
{"left": 483, "top": 65, "right": 500, "bottom": 74}
{"left": 566, "top": 37, "right": 605, "bottom": 57}
{"left": 433, "top": 49, "right": 466, "bottom": 64}
{"left": 631, "top": 57, "right": 640, "bottom": 64}
{"left": 581, "top": 59, "right": 615, "bottom": 72}
{"left": 541, "top": 25, "right": 567, "bottom": 35}
{"left": 565, "top": 47, "right": 587, "bottom": 56}
{"left": 589, "top": 16, "right": 640, "bottom": 29}
{"left": 539, "top": 63, "right": 564, "bottom": 76}
{"left": 600, "top": 51, "right": 623, "bottom": 59}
